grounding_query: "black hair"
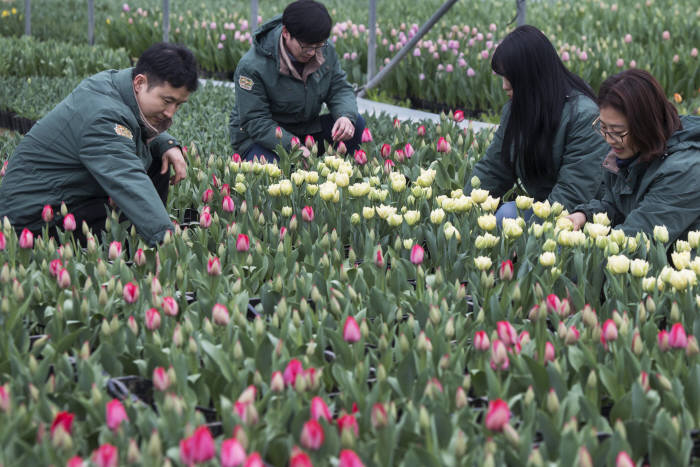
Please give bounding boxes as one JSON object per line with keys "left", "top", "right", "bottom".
{"left": 133, "top": 42, "right": 199, "bottom": 92}
{"left": 491, "top": 25, "right": 595, "bottom": 180}
{"left": 282, "top": 0, "right": 332, "bottom": 44}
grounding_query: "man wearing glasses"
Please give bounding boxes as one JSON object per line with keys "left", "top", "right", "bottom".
{"left": 230, "top": 0, "right": 365, "bottom": 163}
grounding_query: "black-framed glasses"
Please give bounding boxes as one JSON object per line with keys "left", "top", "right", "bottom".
{"left": 295, "top": 38, "right": 328, "bottom": 53}
{"left": 592, "top": 117, "right": 629, "bottom": 143}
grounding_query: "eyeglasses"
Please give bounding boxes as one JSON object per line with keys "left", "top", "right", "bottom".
{"left": 295, "top": 38, "right": 328, "bottom": 53}
{"left": 592, "top": 117, "right": 629, "bottom": 143}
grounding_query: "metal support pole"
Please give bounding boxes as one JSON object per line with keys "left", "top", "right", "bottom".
{"left": 88, "top": 0, "right": 95, "bottom": 45}
{"left": 367, "top": 0, "right": 377, "bottom": 80}
{"left": 357, "top": 0, "right": 459, "bottom": 98}
{"left": 162, "top": 0, "right": 170, "bottom": 42}
{"left": 24, "top": 0, "right": 30, "bottom": 36}
{"left": 516, "top": 0, "right": 526, "bottom": 27}
{"left": 250, "top": 0, "right": 258, "bottom": 33}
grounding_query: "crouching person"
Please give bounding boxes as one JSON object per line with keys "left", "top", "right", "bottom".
{"left": 0, "top": 42, "right": 199, "bottom": 246}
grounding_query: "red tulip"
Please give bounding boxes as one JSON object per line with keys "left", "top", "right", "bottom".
{"left": 289, "top": 447, "right": 313, "bottom": 467}
{"left": 302, "top": 206, "right": 314, "bottom": 222}
{"left": 108, "top": 241, "right": 122, "bottom": 260}
{"left": 284, "top": 359, "right": 304, "bottom": 386}
{"left": 145, "top": 308, "right": 161, "bottom": 331}
{"left": 280, "top": 226, "right": 288, "bottom": 240}
{"left": 105, "top": 399, "right": 128, "bottom": 431}
{"left": 0, "top": 384, "right": 9, "bottom": 412}
{"left": 410, "top": 244, "right": 424, "bottom": 265}
{"left": 41, "top": 204, "right": 54, "bottom": 223}
{"left": 162, "top": 296, "right": 179, "bottom": 317}
{"left": 244, "top": 453, "right": 265, "bottom": 467}
{"left": 305, "top": 135, "right": 316, "bottom": 149}
{"left": 19, "top": 228, "right": 34, "bottom": 249}
{"left": 212, "top": 303, "right": 230, "bottom": 326}
{"left": 0, "top": 231, "right": 5, "bottom": 251}
{"left": 374, "top": 246, "right": 385, "bottom": 268}
{"left": 275, "top": 126, "right": 283, "bottom": 139}
{"left": 49, "top": 259, "right": 63, "bottom": 277}
{"left": 221, "top": 438, "right": 246, "bottom": 467}
{"left": 50, "top": 411, "right": 74, "bottom": 438}
{"left": 601, "top": 319, "right": 618, "bottom": 348}
{"left": 669, "top": 323, "right": 688, "bottom": 349}
{"left": 236, "top": 234, "right": 250, "bottom": 252}
{"left": 380, "top": 143, "right": 391, "bottom": 158}
{"left": 361, "top": 127, "right": 373, "bottom": 143}
{"left": 499, "top": 260, "right": 514, "bottom": 280}
{"left": 544, "top": 341, "right": 555, "bottom": 364}
{"left": 496, "top": 321, "right": 517, "bottom": 347}
{"left": 393, "top": 118, "right": 401, "bottom": 128}
{"left": 92, "top": 443, "right": 118, "bottom": 467}
{"left": 474, "top": 330, "right": 490, "bottom": 351}
{"left": 336, "top": 141, "right": 347, "bottom": 155}
{"left": 180, "top": 426, "right": 216, "bottom": 466}
{"left": 343, "top": 316, "right": 361, "bottom": 343}
{"left": 153, "top": 367, "right": 170, "bottom": 391}
{"left": 63, "top": 213, "right": 76, "bottom": 231}
{"left": 310, "top": 396, "right": 332, "bottom": 422}
{"left": 300, "top": 419, "right": 324, "bottom": 450}
{"left": 133, "top": 248, "right": 146, "bottom": 266}
{"left": 353, "top": 149, "right": 367, "bottom": 165}
{"left": 403, "top": 143, "right": 415, "bottom": 158}
{"left": 658, "top": 330, "right": 670, "bottom": 351}
{"left": 337, "top": 414, "right": 359, "bottom": 438}
{"left": 291, "top": 136, "right": 301, "bottom": 148}
{"left": 212, "top": 174, "right": 220, "bottom": 188}
{"left": 436, "top": 137, "right": 451, "bottom": 153}
{"left": 394, "top": 148, "right": 405, "bottom": 162}
{"left": 232, "top": 153, "right": 242, "bottom": 163}
{"left": 453, "top": 109, "right": 465, "bottom": 122}
{"left": 199, "top": 207, "right": 212, "bottom": 228}
{"left": 485, "top": 399, "right": 510, "bottom": 431}
{"left": 383, "top": 159, "right": 394, "bottom": 173}
{"left": 222, "top": 195, "right": 235, "bottom": 213}
{"left": 338, "top": 449, "right": 364, "bottom": 467}
{"left": 416, "top": 125, "right": 426, "bottom": 136}
{"left": 122, "top": 282, "right": 139, "bottom": 303}
{"left": 201, "top": 188, "right": 214, "bottom": 203}
{"left": 66, "top": 456, "right": 84, "bottom": 467}
{"left": 546, "top": 294, "right": 563, "bottom": 315}
{"left": 207, "top": 256, "right": 222, "bottom": 276}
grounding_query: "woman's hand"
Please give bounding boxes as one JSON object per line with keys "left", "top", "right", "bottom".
{"left": 567, "top": 211, "right": 587, "bottom": 230}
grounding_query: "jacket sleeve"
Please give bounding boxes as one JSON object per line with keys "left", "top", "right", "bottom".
{"left": 324, "top": 48, "right": 358, "bottom": 125}
{"left": 547, "top": 98, "right": 608, "bottom": 212}
{"left": 573, "top": 176, "right": 624, "bottom": 225}
{"left": 149, "top": 132, "right": 181, "bottom": 159}
{"left": 233, "top": 65, "right": 295, "bottom": 152}
{"left": 79, "top": 114, "right": 173, "bottom": 246}
{"left": 464, "top": 104, "right": 515, "bottom": 198}
{"left": 617, "top": 161, "right": 700, "bottom": 243}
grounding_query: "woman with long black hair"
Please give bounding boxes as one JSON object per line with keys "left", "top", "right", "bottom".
{"left": 466, "top": 25, "right": 609, "bottom": 224}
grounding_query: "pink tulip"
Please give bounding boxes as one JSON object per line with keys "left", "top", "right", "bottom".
{"left": 123, "top": 282, "right": 139, "bottom": 304}
{"left": 394, "top": 149, "right": 405, "bottom": 163}
{"left": 353, "top": 149, "right": 367, "bottom": 165}
{"left": 153, "top": 367, "right": 170, "bottom": 391}
{"left": 232, "top": 153, "right": 242, "bottom": 163}
{"left": 290, "top": 136, "right": 301, "bottom": 148}
{"left": 658, "top": 330, "right": 670, "bottom": 351}
{"left": 133, "top": 248, "right": 146, "bottom": 266}
{"left": 0, "top": 384, "right": 9, "bottom": 412}
{"left": 566, "top": 326, "right": 581, "bottom": 345}
{"left": 161, "top": 296, "right": 178, "bottom": 317}
{"left": 545, "top": 294, "right": 564, "bottom": 315}
{"left": 201, "top": 188, "right": 214, "bottom": 203}
{"left": 370, "top": 403, "right": 388, "bottom": 429}
{"left": 692, "top": 48, "right": 698, "bottom": 58}
{"left": 624, "top": 33, "right": 632, "bottom": 43}
{"left": 343, "top": 316, "right": 362, "bottom": 343}
{"left": 105, "top": 399, "right": 128, "bottom": 431}
{"left": 417, "top": 125, "right": 426, "bottom": 136}
{"left": 616, "top": 451, "right": 635, "bottom": 467}
{"left": 374, "top": 247, "right": 385, "bottom": 268}
{"left": 221, "top": 438, "right": 246, "bottom": 467}
{"left": 244, "top": 453, "right": 265, "bottom": 467}
{"left": 207, "top": 256, "right": 222, "bottom": 276}
{"left": 275, "top": 126, "right": 283, "bottom": 139}
{"left": 616, "top": 58, "right": 624, "bottom": 67}
{"left": 669, "top": 323, "right": 688, "bottom": 349}
{"left": 410, "top": 244, "right": 424, "bottom": 265}
{"left": 662, "top": 30, "right": 670, "bottom": 40}
{"left": 301, "top": 419, "right": 324, "bottom": 450}
{"left": 63, "top": 213, "right": 76, "bottom": 231}
{"left": 279, "top": 226, "right": 287, "bottom": 240}
{"left": 51, "top": 411, "right": 74, "bottom": 438}
{"left": 578, "top": 51, "right": 588, "bottom": 61}
{"left": 145, "top": 308, "right": 161, "bottom": 330}
{"left": 57, "top": 268, "right": 71, "bottom": 289}
{"left": 339, "top": 449, "right": 364, "bottom": 467}
{"left": 92, "top": 443, "right": 118, "bottom": 467}
{"left": 474, "top": 330, "right": 490, "bottom": 351}
{"left": 49, "top": 258, "right": 63, "bottom": 277}
{"left": 199, "top": 207, "right": 212, "bottom": 228}
{"left": 42, "top": 204, "right": 54, "bottom": 223}
{"left": 212, "top": 303, "right": 230, "bottom": 326}
{"left": 467, "top": 67, "right": 476, "bottom": 77}
{"left": 108, "top": 241, "right": 122, "bottom": 260}
{"left": 180, "top": 426, "right": 216, "bottom": 465}
{"left": 380, "top": 143, "right": 392, "bottom": 158}
{"left": 403, "top": 143, "right": 414, "bottom": 158}
{"left": 0, "top": 231, "right": 5, "bottom": 251}
{"left": 305, "top": 135, "right": 316, "bottom": 149}
{"left": 222, "top": 195, "right": 235, "bottom": 213}
{"left": 383, "top": 159, "right": 395, "bottom": 173}
{"left": 393, "top": 118, "right": 401, "bottom": 129}
{"left": 310, "top": 396, "right": 332, "bottom": 422}
{"left": 236, "top": 234, "right": 250, "bottom": 252}
{"left": 484, "top": 399, "right": 510, "bottom": 431}
{"left": 302, "top": 206, "right": 314, "bottom": 222}
{"left": 361, "top": 127, "right": 373, "bottom": 142}
{"left": 499, "top": 260, "right": 514, "bottom": 280}
{"left": 436, "top": 137, "right": 451, "bottom": 153}
{"left": 496, "top": 321, "right": 517, "bottom": 347}
{"left": 284, "top": 359, "right": 304, "bottom": 386}
{"left": 270, "top": 371, "right": 285, "bottom": 392}
{"left": 453, "top": 110, "right": 465, "bottom": 122}
{"left": 289, "top": 448, "right": 313, "bottom": 467}
{"left": 337, "top": 414, "right": 359, "bottom": 437}
{"left": 544, "top": 341, "right": 555, "bottom": 363}
{"left": 561, "top": 51, "right": 570, "bottom": 62}
{"left": 19, "top": 228, "right": 34, "bottom": 249}
{"left": 490, "top": 339, "right": 509, "bottom": 371}
{"left": 601, "top": 319, "right": 618, "bottom": 347}
{"left": 67, "top": 456, "right": 84, "bottom": 467}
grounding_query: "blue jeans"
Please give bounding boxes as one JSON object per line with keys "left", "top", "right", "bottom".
{"left": 242, "top": 114, "right": 367, "bottom": 162}
{"left": 495, "top": 201, "right": 534, "bottom": 228}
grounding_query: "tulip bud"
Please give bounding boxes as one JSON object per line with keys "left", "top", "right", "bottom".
{"left": 546, "top": 389, "right": 559, "bottom": 415}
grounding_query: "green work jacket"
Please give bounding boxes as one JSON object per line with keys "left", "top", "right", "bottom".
{"left": 465, "top": 92, "right": 609, "bottom": 212}
{"left": 0, "top": 68, "right": 179, "bottom": 245}
{"left": 230, "top": 16, "right": 358, "bottom": 155}
{"left": 575, "top": 115, "right": 700, "bottom": 244}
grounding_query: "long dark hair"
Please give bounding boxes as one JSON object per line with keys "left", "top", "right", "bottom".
{"left": 598, "top": 69, "right": 681, "bottom": 162}
{"left": 491, "top": 25, "right": 595, "bottom": 180}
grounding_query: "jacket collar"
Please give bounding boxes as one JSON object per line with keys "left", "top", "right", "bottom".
{"left": 114, "top": 68, "right": 166, "bottom": 141}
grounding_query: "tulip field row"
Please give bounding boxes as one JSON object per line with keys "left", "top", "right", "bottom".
{"left": 2, "top": 84, "right": 700, "bottom": 465}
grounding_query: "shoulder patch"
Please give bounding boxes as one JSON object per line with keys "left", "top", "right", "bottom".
{"left": 238, "top": 75, "right": 254, "bottom": 91}
{"left": 114, "top": 124, "right": 133, "bottom": 140}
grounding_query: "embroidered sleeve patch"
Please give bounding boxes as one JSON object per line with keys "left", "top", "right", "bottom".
{"left": 238, "top": 76, "right": 254, "bottom": 91}
{"left": 114, "top": 124, "right": 133, "bottom": 140}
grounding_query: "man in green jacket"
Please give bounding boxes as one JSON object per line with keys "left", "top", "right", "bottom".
{"left": 230, "top": 0, "right": 365, "bottom": 162}
{"left": 0, "top": 42, "right": 198, "bottom": 246}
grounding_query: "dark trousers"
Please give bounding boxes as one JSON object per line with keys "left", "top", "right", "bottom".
{"left": 36, "top": 160, "right": 169, "bottom": 245}
{"left": 243, "top": 114, "right": 367, "bottom": 162}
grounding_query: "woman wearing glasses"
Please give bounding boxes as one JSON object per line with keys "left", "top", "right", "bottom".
{"left": 465, "top": 25, "right": 609, "bottom": 225}
{"left": 568, "top": 69, "right": 700, "bottom": 244}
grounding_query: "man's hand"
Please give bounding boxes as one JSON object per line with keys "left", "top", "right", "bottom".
{"left": 567, "top": 212, "right": 587, "bottom": 231}
{"left": 161, "top": 147, "right": 188, "bottom": 185}
{"left": 331, "top": 117, "right": 355, "bottom": 142}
